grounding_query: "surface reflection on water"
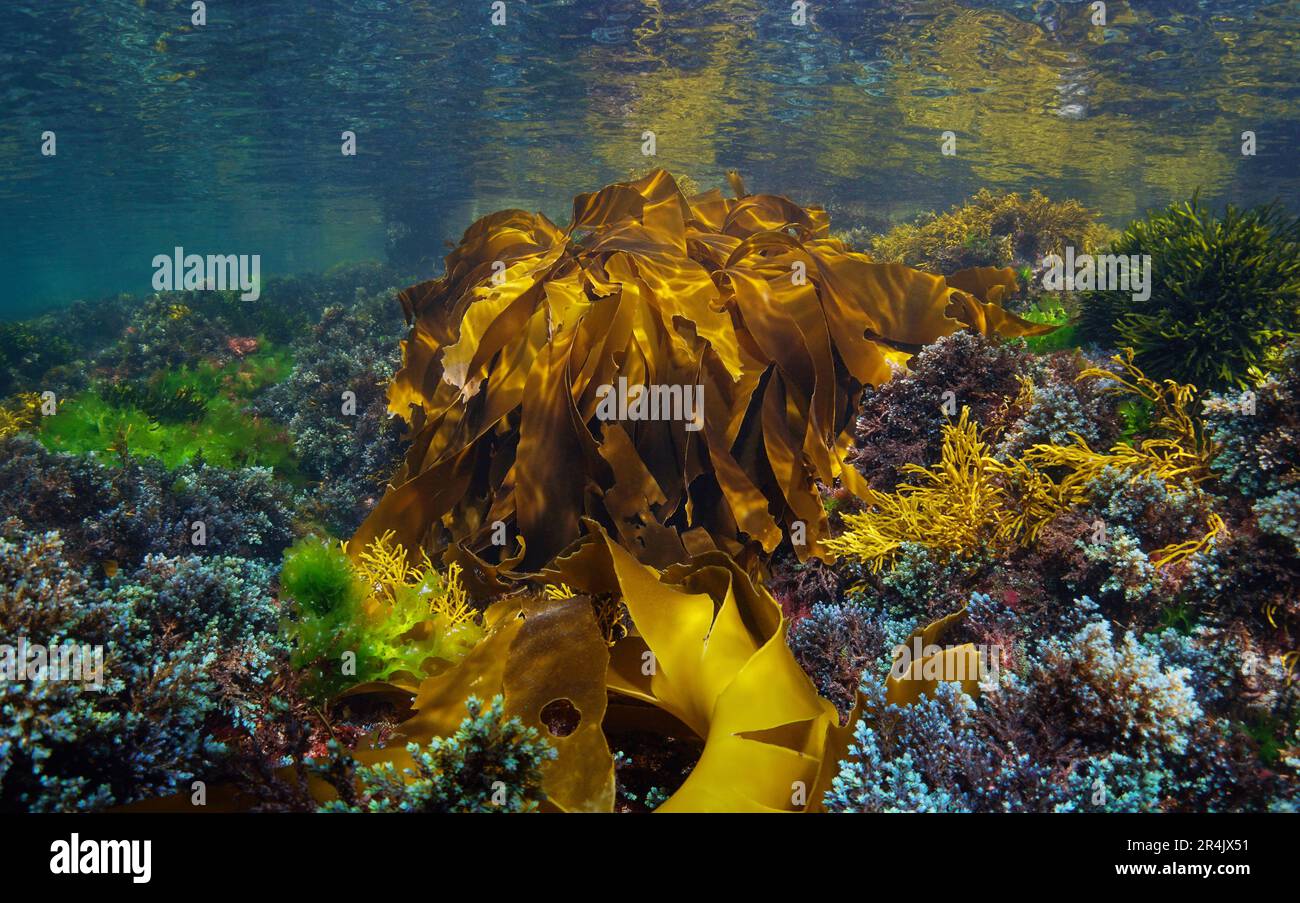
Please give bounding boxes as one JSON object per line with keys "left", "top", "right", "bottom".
{"left": 0, "top": 0, "right": 1297, "bottom": 313}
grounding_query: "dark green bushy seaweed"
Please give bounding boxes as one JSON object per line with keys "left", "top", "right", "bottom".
{"left": 0, "top": 321, "right": 76, "bottom": 397}
{"left": 1078, "top": 197, "right": 1300, "bottom": 390}
{"left": 100, "top": 381, "right": 209, "bottom": 424}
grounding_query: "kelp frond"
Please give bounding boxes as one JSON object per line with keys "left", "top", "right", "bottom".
{"left": 352, "top": 169, "right": 1053, "bottom": 575}
{"left": 359, "top": 523, "right": 845, "bottom": 813}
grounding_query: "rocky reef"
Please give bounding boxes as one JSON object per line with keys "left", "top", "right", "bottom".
{"left": 0, "top": 172, "right": 1296, "bottom": 813}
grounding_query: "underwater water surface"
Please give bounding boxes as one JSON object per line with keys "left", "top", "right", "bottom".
{"left": 2, "top": 0, "right": 1299, "bottom": 315}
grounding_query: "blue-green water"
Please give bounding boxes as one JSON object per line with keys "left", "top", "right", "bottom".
{"left": 1, "top": 0, "right": 1298, "bottom": 316}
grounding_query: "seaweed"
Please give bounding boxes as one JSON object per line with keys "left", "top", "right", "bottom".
{"left": 353, "top": 169, "right": 1052, "bottom": 574}
{"left": 1019, "top": 299, "right": 1077, "bottom": 354}
{"left": 36, "top": 346, "right": 300, "bottom": 475}
{"left": 0, "top": 321, "right": 76, "bottom": 396}
{"left": 870, "top": 188, "right": 1115, "bottom": 274}
{"left": 0, "top": 392, "right": 40, "bottom": 440}
{"left": 37, "top": 390, "right": 299, "bottom": 475}
{"left": 0, "top": 525, "right": 286, "bottom": 811}
{"left": 828, "top": 351, "right": 1218, "bottom": 571}
{"left": 100, "top": 381, "right": 208, "bottom": 423}
{"left": 320, "top": 696, "right": 555, "bottom": 813}
{"left": 279, "top": 534, "right": 483, "bottom": 703}
{"left": 1078, "top": 196, "right": 1300, "bottom": 390}
{"left": 327, "top": 523, "right": 845, "bottom": 813}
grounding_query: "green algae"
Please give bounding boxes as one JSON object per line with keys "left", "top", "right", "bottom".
{"left": 37, "top": 345, "right": 300, "bottom": 476}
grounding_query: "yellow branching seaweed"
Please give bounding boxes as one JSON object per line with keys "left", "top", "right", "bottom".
{"left": 824, "top": 408, "right": 1013, "bottom": 569}
{"left": 345, "top": 529, "right": 475, "bottom": 629}
{"left": 424, "top": 562, "right": 474, "bottom": 629}
{"left": 0, "top": 393, "right": 40, "bottom": 441}
{"left": 1150, "top": 513, "right": 1228, "bottom": 569}
{"left": 348, "top": 529, "right": 416, "bottom": 601}
{"left": 828, "top": 353, "right": 1222, "bottom": 572}
{"left": 1020, "top": 348, "right": 1215, "bottom": 496}
{"left": 352, "top": 169, "right": 1052, "bottom": 576}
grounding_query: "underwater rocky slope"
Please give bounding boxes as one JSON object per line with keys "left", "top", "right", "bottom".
{"left": 0, "top": 173, "right": 1297, "bottom": 813}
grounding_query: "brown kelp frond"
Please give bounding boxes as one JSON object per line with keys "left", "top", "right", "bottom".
{"left": 355, "top": 169, "right": 1052, "bottom": 574}
{"left": 828, "top": 356, "right": 1220, "bottom": 571}
{"left": 329, "top": 523, "right": 845, "bottom": 813}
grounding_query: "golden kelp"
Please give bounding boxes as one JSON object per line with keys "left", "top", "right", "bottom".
{"left": 355, "top": 169, "right": 1051, "bottom": 575}
{"left": 332, "top": 523, "right": 847, "bottom": 813}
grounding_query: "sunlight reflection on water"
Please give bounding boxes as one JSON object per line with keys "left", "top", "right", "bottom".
{"left": 0, "top": 0, "right": 1297, "bottom": 313}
